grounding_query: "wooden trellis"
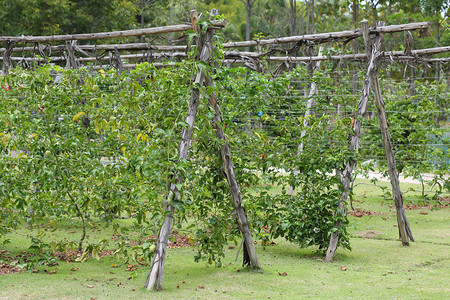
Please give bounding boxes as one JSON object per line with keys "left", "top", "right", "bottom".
{"left": 1, "top": 10, "right": 449, "bottom": 289}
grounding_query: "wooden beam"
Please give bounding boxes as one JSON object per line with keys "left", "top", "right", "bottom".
{"left": 363, "top": 21, "right": 414, "bottom": 246}
{"left": 325, "top": 20, "right": 382, "bottom": 262}
{"left": 0, "top": 21, "right": 428, "bottom": 48}
{"left": 221, "top": 22, "right": 429, "bottom": 48}
{"left": 0, "top": 20, "right": 227, "bottom": 43}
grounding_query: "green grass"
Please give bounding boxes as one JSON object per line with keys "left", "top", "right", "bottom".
{"left": 1, "top": 179, "right": 449, "bottom": 299}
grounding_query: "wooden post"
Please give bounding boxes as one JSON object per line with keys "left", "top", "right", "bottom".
{"left": 113, "top": 47, "right": 123, "bottom": 73}
{"left": 65, "top": 40, "right": 79, "bottom": 69}
{"left": 2, "top": 41, "right": 14, "bottom": 74}
{"left": 372, "top": 76, "right": 414, "bottom": 245}
{"left": 204, "top": 75, "right": 261, "bottom": 269}
{"left": 325, "top": 20, "right": 382, "bottom": 262}
{"left": 289, "top": 47, "right": 323, "bottom": 196}
{"left": 144, "top": 9, "right": 219, "bottom": 291}
{"left": 363, "top": 21, "right": 414, "bottom": 245}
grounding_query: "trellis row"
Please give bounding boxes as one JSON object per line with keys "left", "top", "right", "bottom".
{"left": 1, "top": 21, "right": 448, "bottom": 72}
{"left": 2, "top": 46, "right": 449, "bottom": 63}
{"left": 0, "top": 14, "right": 446, "bottom": 288}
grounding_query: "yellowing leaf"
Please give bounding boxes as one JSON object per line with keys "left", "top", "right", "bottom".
{"left": 99, "top": 69, "right": 106, "bottom": 78}
{"left": 73, "top": 112, "right": 85, "bottom": 121}
{"left": 121, "top": 147, "right": 126, "bottom": 156}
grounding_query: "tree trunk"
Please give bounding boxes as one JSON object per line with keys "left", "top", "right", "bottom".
{"left": 289, "top": 0, "right": 297, "bottom": 36}
{"left": 144, "top": 9, "right": 217, "bottom": 290}
{"left": 310, "top": 0, "right": 315, "bottom": 34}
{"left": 240, "top": 0, "right": 255, "bottom": 51}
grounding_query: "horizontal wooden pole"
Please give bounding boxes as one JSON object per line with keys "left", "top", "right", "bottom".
{"left": 221, "top": 21, "right": 430, "bottom": 48}
{"left": 0, "top": 20, "right": 226, "bottom": 43}
{"left": 0, "top": 21, "right": 429, "bottom": 51}
{"left": 225, "top": 46, "right": 449, "bottom": 61}
{"left": 1, "top": 52, "right": 188, "bottom": 62}
{"left": 0, "top": 43, "right": 188, "bottom": 53}
{"left": 2, "top": 46, "right": 448, "bottom": 64}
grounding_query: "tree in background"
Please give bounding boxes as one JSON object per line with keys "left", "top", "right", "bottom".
{"left": 0, "top": 0, "right": 137, "bottom": 36}
{"left": 240, "top": 0, "right": 257, "bottom": 50}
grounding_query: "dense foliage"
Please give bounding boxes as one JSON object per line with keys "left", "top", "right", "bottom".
{"left": 0, "top": 50, "right": 448, "bottom": 266}
{"left": 0, "top": 1, "right": 447, "bottom": 49}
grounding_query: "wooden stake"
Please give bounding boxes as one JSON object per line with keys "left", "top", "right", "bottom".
{"left": 363, "top": 21, "right": 414, "bottom": 245}
{"left": 325, "top": 20, "right": 382, "bottom": 262}
{"left": 289, "top": 47, "right": 323, "bottom": 196}
{"left": 204, "top": 75, "right": 261, "bottom": 269}
{"left": 2, "top": 41, "right": 14, "bottom": 74}
{"left": 65, "top": 40, "right": 79, "bottom": 69}
{"left": 144, "top": 9, "right": 219, "bottom": 291}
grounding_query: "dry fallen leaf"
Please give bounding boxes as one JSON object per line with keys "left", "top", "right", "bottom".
{"left": 341, "top": 265, "right": 347, "bottom": 271}
{"left": 278, "top": 272, "right": 287, "bottom": 276}
{"left": 419, "top": 212, "right": 428, "bottom": 215}
{"left": 86, "top": 285, "right": 94, "bottom": 288}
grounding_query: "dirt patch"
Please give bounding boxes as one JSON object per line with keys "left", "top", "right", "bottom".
{"left": 402, "top": 204, "right": 448, "bottom": 210}
{"left": 0, "top": 263, "right": 20, "bottom": 275}
{"left": 358, "top": 230, "right": 383, "bottom": 239}
{"left": 142, "top": 231, "right": 196, "bottom": 248}
{"left": 0, "top": 250, "right": 21, "bottom": 275}
{"left": 53, "top": 249, "right": 113, "bottom": 262}
{"left": 438, "top": 196, "right": 450, "bottom": 204}
{"left": 348, "top": 209, "right": 385, "bottom": 217}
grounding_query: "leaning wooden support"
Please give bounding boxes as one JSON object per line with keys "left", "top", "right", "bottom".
{"left": 144, "top": 10, "right": 215, "bottom": 291}
{"left": 372, "top": 75, "right": 415, "bottom": 244}
{"left": 325, "top": 20, "right": 382, "bottom": 262}
{"left": 364, "top": 21, "right": 414, "bottom": 245}
{"left": 204, "top": 76, "right": 261, "bottom": 269}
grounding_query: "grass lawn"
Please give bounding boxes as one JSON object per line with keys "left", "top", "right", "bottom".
{"left": 0, "top": 179, "right": 448, "bottom": 299}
